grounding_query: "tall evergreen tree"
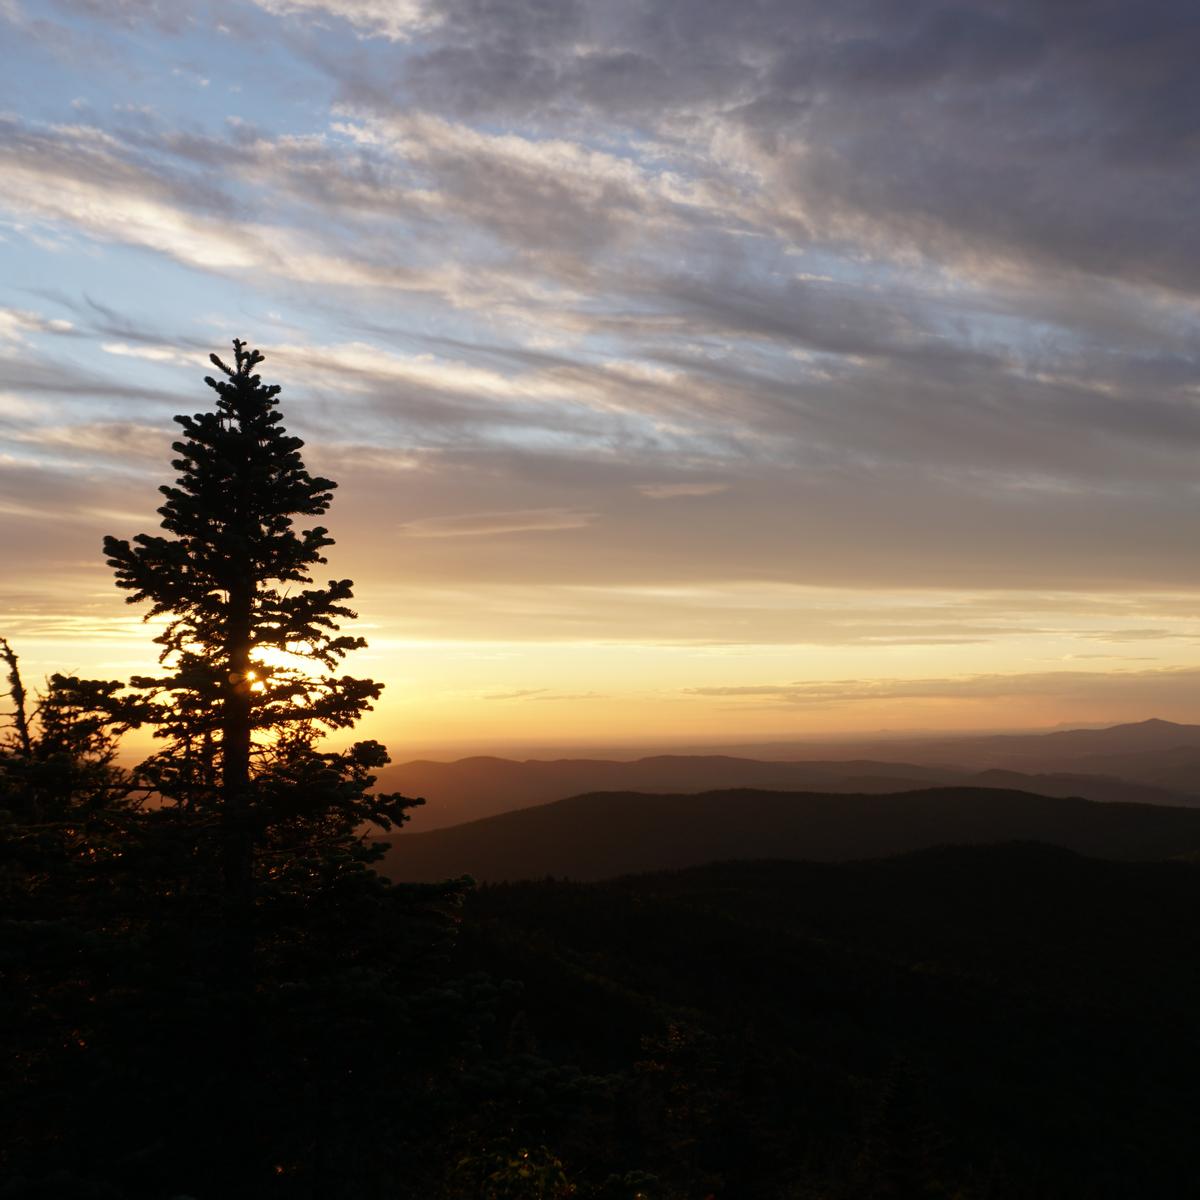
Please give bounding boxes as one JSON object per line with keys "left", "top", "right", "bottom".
{"left": 3, "top": 343, "right": 500, "bottom": 1199}
{"left": 85, "top": 339, "right": 470, "bottom": 1197}
{"left": 103, "top": 338, "right": 413, "bottom": 877}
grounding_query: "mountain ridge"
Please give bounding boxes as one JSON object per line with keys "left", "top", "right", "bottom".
{"left": 377, "top": 719, "right": 1200, "bottom": 830}
{"left": 380, "top": 784, "right": 1200, "bottom": 882}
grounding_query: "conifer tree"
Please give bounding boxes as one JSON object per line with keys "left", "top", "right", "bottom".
{"left": 0, "top": 649, "right": 166, "bottom": 1195}
{"left": 94, "top": 339, "right": 461, "bottom": 1195}
{"left": 1, "top": 644, "right": 143, "bottom": 820}
{"left": 102, "top": 339, "right": 417, "bottom": 889}
{"left": 5, "top": 343, "right": 491, "bottom": 1200}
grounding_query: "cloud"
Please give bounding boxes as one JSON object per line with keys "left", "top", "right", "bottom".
{"left": 251, "top": 0, "right": 434, "bottom": 40}
{"left": 8, "top": 299, "right": 1200, "bottom": 602}
{"left": 396, "top": 507, "right": 596, "bottom": 538}
{"left": 1080, "top": 628, "right": 1199, "bottom": 642}
{"left": 1062, "top": 654, "right": 1160, "bottom": 662}
{"left": 331, "top": 109, "right": 726, "bottom": 262}
{"left": 0, "top": 350, "right": 180, "bottom": 404}
{"left": 482, "top": 686, "right": 607, "bottom": 702}
{"left": 0, "top": 117, "right": 476, "bottom": 301}
{"left": 636, "top": 482, "right": 729, "bottom": 499}
{"left": 685, "top": 665, "right": 1200, "bottom": 709}
{"left": 9, "top": 421, "right": 168, "bottom": 462}
{"left": 0, "top": 306, "right": 74, "bottom": 348}
{"left": 328, "top": 0, "right": 1200, "bottom": 295}
{"left": 100, "top": 341, "right": 200, "bottom": 366}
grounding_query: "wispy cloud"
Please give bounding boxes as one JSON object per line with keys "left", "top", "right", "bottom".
{"left": 636, "top": 482, "right": 729, "bottom": 499}
{"left": 396, "top": 507, "right": 597, "bottom": 538}
{"left": 686, "top": 666, "right": 1200, "bottom": 709}
{"left": 0, "top": 305, "right": 73, "bottom": 348}
{"left": 251, "top": 0, "right": 434, "bottom": 41}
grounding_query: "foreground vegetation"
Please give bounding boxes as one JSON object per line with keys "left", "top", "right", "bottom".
{"left": 457, "top": 846, "right": 1200, "bottom": 1198}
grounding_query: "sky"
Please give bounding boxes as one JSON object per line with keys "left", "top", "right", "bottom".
{"left": 3, "top": 0, "right": 1200, "bottom": 757}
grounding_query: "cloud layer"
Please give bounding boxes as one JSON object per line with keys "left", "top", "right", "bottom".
{"left": 3, "top": 0, "right": 1200, "bottom": 742}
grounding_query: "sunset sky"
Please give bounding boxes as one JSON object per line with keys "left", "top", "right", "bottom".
{"left": 4, "top": 0, "right": 1200, "bottom": 756}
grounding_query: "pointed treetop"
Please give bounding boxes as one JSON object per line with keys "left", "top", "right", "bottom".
{"left": 202, "top": 338, "right": 283, "bottom": 426}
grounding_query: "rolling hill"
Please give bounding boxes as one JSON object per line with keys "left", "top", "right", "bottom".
{"left": 379, "top": 784, "right": 1200, "bottom": 882}
{"left": 379, "top": 754, "right": 960, "bottom": 830}
{"left": 378, "top": 724, "right": 1200, "bottom": 832}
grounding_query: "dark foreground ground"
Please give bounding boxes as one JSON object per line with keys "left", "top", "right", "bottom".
{"left": 451, "top": 842, "right": 1200, "bottom": 1199}
{"left": 9, "top": 840, "right": 1198, "bottom": 1199}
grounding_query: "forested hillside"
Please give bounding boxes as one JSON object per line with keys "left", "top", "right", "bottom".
{"left": 382, "top": 785, "right": 1200, "bottom": 882}
{"left": 453, "top": 844, "right": 1200, "bottom": 1198}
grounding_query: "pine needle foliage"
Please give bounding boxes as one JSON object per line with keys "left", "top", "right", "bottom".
{"left": 102, "top": 338, "right": 419, "bottom": 852}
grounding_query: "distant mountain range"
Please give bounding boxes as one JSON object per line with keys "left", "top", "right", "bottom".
{"left": 377, "top": 719, "right": 1200, "bottom": 831}
{"left": 865, "top": 716, "right": 1200, "bottom": 775}
{"left": 660, "top": 717, "right": 1200, "bottom": 767}
{"left": 379, "top": 785, "right": 1200, "bottom": 882}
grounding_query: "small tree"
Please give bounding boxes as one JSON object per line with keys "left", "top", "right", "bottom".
{"left": 1, "top": 646, "right": 155, "bottom": 1192}
{"left": 1, "top": 640, "right": 143, "bottom": 820}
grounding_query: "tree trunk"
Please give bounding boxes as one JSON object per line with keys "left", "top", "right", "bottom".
{"left": 219, "top": 577, "right": 257, "bottom": 1195}
{"left": 222, "top": 577, "right": 254, "bottom": 911}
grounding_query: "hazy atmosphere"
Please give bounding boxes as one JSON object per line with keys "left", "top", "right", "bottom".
{"left": 5, "top": 0, "right": 1200, "bottom": 751}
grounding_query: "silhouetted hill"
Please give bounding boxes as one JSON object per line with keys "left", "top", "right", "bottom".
{"left": 605, "top": 717, "right": 1200, "bottom": 767}
{"left": 964, "top": 767, "right": 1194, "bottom": 806}
{"left": 380, "top": 740, "right": 1200, "bottom": 830}
{"left": 907, "top": 717, "right": 1200, "bottom": 772}
{"left": 380, "top": 785, "right": 1200, "bottom": 882}
{"left": 379, "top": 754, "right": 960, "bottom": 830}
{"left": 1068, "top": 743, "right": 1200, "bottom": 791}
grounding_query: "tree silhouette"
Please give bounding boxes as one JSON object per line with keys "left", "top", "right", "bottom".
{"left": 1, "top": 644, "right": 143, "bottom": 821}
{"left": 1, "top": 650, "right": 161, "bottom": 1196}
{"left": 1, "top": 638, "right": 33, "bottom": 757}
{"left": 83, "top": 339, "right": 467, "bottom": 1196}
{"left": 103, "top": 338, "right": 415, "bottom": 891}
{"left": 5, "top": 343, "right": 529, "bottom": 1197}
